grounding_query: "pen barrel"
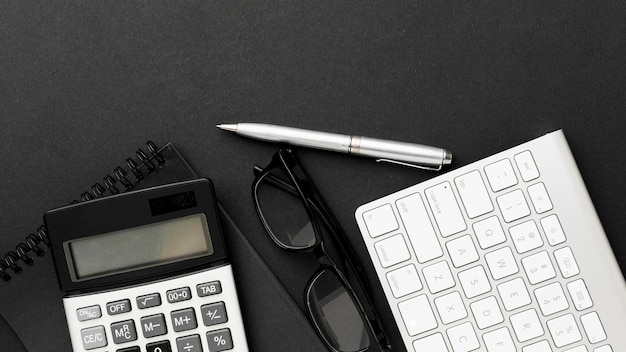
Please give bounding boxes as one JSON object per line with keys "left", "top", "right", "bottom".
{"left": 352, "top": 136, "right": 448, "bottom": 167}
{"left": 246, "top": 124, "right": 352, "bottom": 152}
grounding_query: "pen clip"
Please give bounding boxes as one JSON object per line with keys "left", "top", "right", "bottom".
{"left": 375, "top": 158, "right": 443, "bottom": 171}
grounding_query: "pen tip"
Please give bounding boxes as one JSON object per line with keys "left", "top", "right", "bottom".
{"left": 216, "top": 124, "right": 237, "bottom": 132}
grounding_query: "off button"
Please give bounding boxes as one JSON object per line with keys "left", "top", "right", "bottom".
{"left": 107, "top": 299, "right": 131, "bottom": 315}
{"left": 80, "top": 325, "right": 107, "bottom": 350}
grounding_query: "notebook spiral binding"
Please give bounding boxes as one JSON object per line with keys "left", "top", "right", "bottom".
{"left": 0, "top": 141, "right": 167, "bottom": 285}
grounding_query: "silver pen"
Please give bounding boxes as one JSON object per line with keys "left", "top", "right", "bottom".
{"left": 216, "top": 123, "right": 452, "bottom": 170}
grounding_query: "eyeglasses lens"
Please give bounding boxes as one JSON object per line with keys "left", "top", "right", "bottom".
{"left": 256, "top": 169, "right": 317, "bottom": 249}
{"left": 307, "top": 269, "right": 370, "bottom": 352}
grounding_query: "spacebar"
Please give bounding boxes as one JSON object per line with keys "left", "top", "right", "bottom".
{"left": 396, "top": 193, "right": 443, "bottom": 263}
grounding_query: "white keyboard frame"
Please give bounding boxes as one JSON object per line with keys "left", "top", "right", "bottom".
{"left": 355, "top": 130, "right": 626, "bottom": 351}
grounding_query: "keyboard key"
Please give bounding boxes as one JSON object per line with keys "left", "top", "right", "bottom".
{"left": 412, "top": 333, "right": 449, "bottom": 352}
{"left": 447, "top": 322, "right": 480, "bottom": 352}
{"left": 423, "top": 261, "right": 455, "bottom": 294}
{"left": 386, "top": 264, "right": 422, "bottom": 298}
{"left": 446, "top": 234, "right": 479, "bottom": 268}
{"left": 458, "top": 265, "right": 491, "bottom": 299}
{"left": 455, "top": 170, "right": 494, "bottom": 218}
{"left": 522, "top": 340, "right": 552, "bottom": 352}
{"left": 485, "top": 159, "right": 518, "bottom": 192}
{"left": 554, "top": 247, "right": 580, "bottom": 278}
{"left": 473, "top": 216, "right": 507, "bottom": 249}
{"left": 564, "top": 346, "right": 588, "bottom": 352}
{"left": 594, "top": 345, "right": 613, "bottom": 352}
{"left": 398, "top": 295, "right": 438, "bottom": 336}
{"left": 485, "top": 247, "right": 519, "bottom": 280}
{"left": 171, "top": 308, "right": 197, "bottom": 332}
{"left": 362, "top": 204, "right": 399, "bottom": 238}
{"left": 497, "top": 189, "right": 531, "bottom": 223}
{"left": 374, "top": 234, "right": 411, "bottom": 268}
{"left": 528, "top": 183, "right": 553, "bottom": 214}
{"left": 534, "top": 282, "right": 569, "bottom": 316}
{"left": 483, "top": 327, "right": 515, "bottom": 352}
{"left": 514, "top": 151, "right": 540, "bottom": 182}
{"left": 425, "top": 182, "right": 467, "bottom": 237}
{"left": 567, "top": 279, "right": 593, "bottom": 311}
{"left": 470, "top": 296, "right": 504, "bottom": 329}
{"left": 434, "top": 291, "right": 468, "bottom": 324}
{"left": 547, "top": 313, "right": 582, "bottom": 347}
{"left": 510, "top": 309, "right": 544, "bottom": 342}
{"left": 201, "top": 302, "right": 229, "bottom": 326}
{"left": 396, "top": 193, "right": 443, "bottom": 263}
{"left": 580, "top": 312, "right": 607, "bottom": 344}
{"left": 522, "top": 251, "right": 556, "bottom": 284}
{"left": 540, "top": 214, "right": 567, "bottom": 246}
{"left": 509, "top": 220, "right": 543, "bottom": 254}
{"left": 497, "top": 277, "right": 532, "bottom": 311}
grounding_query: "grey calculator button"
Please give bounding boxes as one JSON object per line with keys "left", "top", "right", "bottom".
{"left": 176, "top": 334, "right": 202, "bottom": 352}
{"left": 137, "top": 293, "right": 161, "bottom": 309}
{"left": 141, "top": 313, "right": 168, "bottom": 338}
{"left": 117, "top": 347, "right": 140, "bottom": 352}
{"left": 147, "top": 340, "right": 172, "bottom": 352}
{"left": 206, "top": 328, "right": 233, "bottom": 351}
{"left": 106, "top": 299, "right": 131, "bottom": 315}
{"left": 166, "top": 287, "right": 192, "bottom": 303}
{"left": 80, "top": 325, "right": 107, "bottom": 350}
{"left": 76, "top": 305, "right": 102, "bottom": 321}
{"left": 171, "top": 308, "right": 197, "bottom": 332}
{"left": 111, "top": 319, "right": 137, "bottom": 344}
{"left": 197, "top": 281, "right": 222, "bottom": 297}
{"left": 201, "top": 302, "right": 228, "bottom": 326}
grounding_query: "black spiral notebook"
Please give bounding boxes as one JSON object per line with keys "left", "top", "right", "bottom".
{"left": 0, "top": 141, "right": 325, "bottom": 352}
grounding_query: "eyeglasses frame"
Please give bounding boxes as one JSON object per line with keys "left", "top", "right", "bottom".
{"left": 252, "top": 148, "right": 391, "bottom": 352}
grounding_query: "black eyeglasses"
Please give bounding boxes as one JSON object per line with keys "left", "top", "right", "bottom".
{"left": 252, "top": 148, "right": 391, "bottom": 352}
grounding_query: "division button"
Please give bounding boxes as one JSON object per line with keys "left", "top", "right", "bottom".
{"left": 176, "top": 334, "right": 202, "bottom": 352}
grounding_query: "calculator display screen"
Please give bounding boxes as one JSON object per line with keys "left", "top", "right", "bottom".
{"left": 67, "top": 214, "right": 214, "bottom": 281}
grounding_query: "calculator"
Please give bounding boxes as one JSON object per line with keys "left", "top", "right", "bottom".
{"left": 44, "top": 179, "right": 249, "bottom": 352}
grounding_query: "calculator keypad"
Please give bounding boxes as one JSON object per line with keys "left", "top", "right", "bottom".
{"left": 64, "top": 264, "right": 246, "bottom": 352}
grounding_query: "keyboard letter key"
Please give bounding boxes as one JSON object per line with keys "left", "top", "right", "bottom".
{"left": 396, "top": 193, "right": 443, "bottom": 263}
{"left": 447, "top": 322, "right": 480, "bottom": 352}
{"left": 454, "top": 170, "right": 494, "bottom": 218}
{"left": 510, "top": 309, "right": 544, "bottom": 342}
{"left": 426, "top": 182, "right": 467, "bottom": 237}
{"left": 485, "top": 247, "right": 519, "bottom": 280}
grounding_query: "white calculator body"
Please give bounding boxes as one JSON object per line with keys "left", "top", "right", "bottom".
{"left": 44, "top": 179, "right": 249, "bottom": 352}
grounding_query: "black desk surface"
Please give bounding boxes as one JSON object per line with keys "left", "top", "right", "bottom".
{"left": 1, "top": 1, "right": 625, "bottom": 351}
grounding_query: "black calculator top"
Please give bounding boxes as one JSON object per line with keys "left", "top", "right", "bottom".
{"left": 44, "top": 178, "right": 228, "bottom": 293}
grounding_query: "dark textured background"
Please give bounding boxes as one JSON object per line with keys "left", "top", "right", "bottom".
{"left": 1, "top": 1, "right": 625, "bottom": 351}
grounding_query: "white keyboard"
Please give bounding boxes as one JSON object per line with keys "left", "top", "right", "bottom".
{"left": 355, "top": 130, "right": 626, "bottom": 352}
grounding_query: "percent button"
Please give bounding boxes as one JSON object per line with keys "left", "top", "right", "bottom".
{"left": 206, "top": 328, "right": 233, "bottom": 351}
